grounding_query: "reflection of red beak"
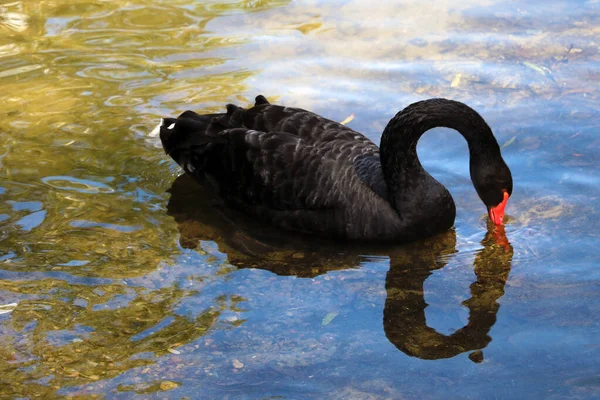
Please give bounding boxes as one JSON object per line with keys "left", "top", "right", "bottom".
{"left": 492, "top": 224, "right": 511, "bottom": 251}
{"left": 488, "top": 191, "right": 509, "bottom": 225}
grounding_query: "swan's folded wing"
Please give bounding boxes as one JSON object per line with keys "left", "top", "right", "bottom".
{"left": 187, "top": 128, "right": 343, "bottom": 211}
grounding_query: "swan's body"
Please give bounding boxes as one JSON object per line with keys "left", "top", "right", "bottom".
{"left": 157, "top": 95, "right": 512, "bottom": 241}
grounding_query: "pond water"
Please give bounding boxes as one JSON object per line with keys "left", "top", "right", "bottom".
{"left": 1, "top": 0, "right": 599, "bottom": 398}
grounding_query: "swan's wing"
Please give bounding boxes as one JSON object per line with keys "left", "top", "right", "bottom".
{"left": 162, "top": 119, "right": 347, "bottom": 211}
{"left": 227, "top": 96, "right": 388, "bottom": 200}
{"left": 160, "top": 96, "right": 387, "bottom": 208}
{"left": 220, "top": 129, "right": 342, "bottom": 210}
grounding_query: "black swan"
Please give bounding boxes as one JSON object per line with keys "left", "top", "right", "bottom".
{"left": 155, "top": 95, "right": 512, "bottom": 241}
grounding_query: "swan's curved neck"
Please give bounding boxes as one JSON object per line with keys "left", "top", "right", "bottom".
{"left": 381, "top": 98, "right": 496, "bottom": 172}
{"left": 379, "top": 99, "right": 499, "bottom": 231}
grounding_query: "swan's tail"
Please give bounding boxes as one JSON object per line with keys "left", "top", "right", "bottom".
{"left": 154, "top": 95, "right": 271, "bottom": 158}
{"left": 152, "top": 95, "right": 272, "bottom": 177}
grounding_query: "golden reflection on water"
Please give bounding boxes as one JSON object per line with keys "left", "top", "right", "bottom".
{"left": 0, "top": 275, "right": 237, "bottom": 398}
{"left": 0, "top": 0, "right": 285, "bottom": 279}
{"left": 1, "top": 1, "right": 291, "bottom": 397}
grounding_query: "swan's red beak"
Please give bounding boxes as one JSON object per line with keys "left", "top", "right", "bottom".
{"left": 488, "top": 191, "right": 509, "bottom": 225}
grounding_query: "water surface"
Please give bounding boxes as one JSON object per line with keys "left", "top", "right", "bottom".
{"left": 1, "top": 0, "right": 599, "bottom": 399}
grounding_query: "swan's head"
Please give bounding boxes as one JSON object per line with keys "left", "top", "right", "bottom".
{"left": 470, "top": 155, "right": 513, "bottom": 225}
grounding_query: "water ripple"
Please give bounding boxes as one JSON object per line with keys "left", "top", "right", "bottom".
{"left": 41, "top": 176, "right": 114, "bottom": 194}
{"left": 69, "top": 219, "right": 141, "bottom": 233}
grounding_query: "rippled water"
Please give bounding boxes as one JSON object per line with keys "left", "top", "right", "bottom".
{"left": 1, "top": 0, "right": 599, "bottom": 398}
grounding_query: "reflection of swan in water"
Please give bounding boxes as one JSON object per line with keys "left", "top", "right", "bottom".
{"left": 384, "top": 225, "right": 512, "bottom": 361}
{"left": 167, "top": 174, "right": 513, "bottom": 360}
{"left": 167, "top": 174, "right": 372, "bottom": 277}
